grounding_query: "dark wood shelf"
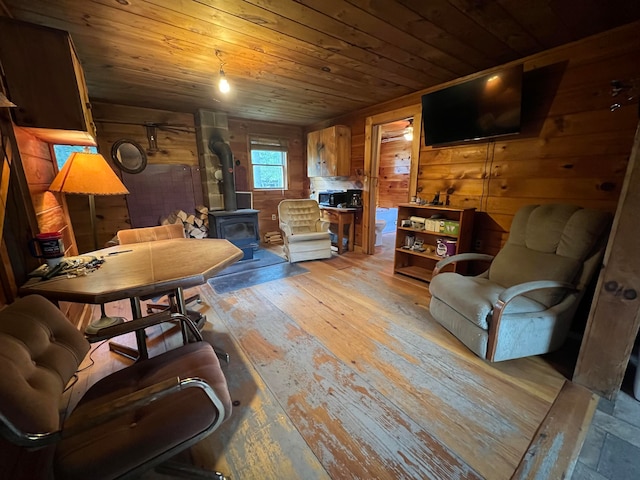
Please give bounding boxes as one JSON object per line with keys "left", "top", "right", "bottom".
{"left": 393, "top": 205, "right": 475, "bottom": 283}
{"left": 397, "top": 226, "right": 459, "bottom": 239}
{"left": 394, "top": 265, "right": 433, "bottom": 282}
{"left": 395, "top": 247, "right": 441, "bottom": 262}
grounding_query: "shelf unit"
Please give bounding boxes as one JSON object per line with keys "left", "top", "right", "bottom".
{"left": 394, "top": 204, "right": 475, "bottom": 283}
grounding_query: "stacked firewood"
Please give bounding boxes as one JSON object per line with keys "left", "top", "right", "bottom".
{"left": 161, "top": 205, "right": 209, "bottom": 239}
{"left": 263, "top": 230, "right": 283, "bottom": 244}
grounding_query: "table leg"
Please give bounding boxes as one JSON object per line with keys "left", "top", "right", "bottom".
{"left": 347, "top": 213, "right": 355, "bottom": 252}
{"left": 175, "top": 287, "right": 189, "bottom": 344}
{"left": 176, "top": 286, "right": 230, "bottom": 364}
{"left": 107, "top": 297, "right": 148, "bottom": 361}
{"left": 338, "top": 215, "right": 345, "bottom": 254}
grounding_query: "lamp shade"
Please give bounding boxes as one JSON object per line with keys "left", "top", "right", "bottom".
{"left": 49, "top": 152, "right": 129, "bottom": 195}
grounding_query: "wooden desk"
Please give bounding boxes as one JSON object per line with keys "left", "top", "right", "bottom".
{"left": 320, "top": 206, "right": 357, "bottom": 254}
{"left": 20, "top": 238, "right": 243, "bottom": 358}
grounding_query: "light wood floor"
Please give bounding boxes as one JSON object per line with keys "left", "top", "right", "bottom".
{"left": 65, "top": 234, "right": 597, "bottom": 480}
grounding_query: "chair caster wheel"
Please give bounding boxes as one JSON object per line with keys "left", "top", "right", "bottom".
{"left": 214, "top": 348, "right": 230, "bottom": 365}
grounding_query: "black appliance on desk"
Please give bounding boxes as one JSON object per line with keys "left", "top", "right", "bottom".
{"left": 318, "top": 190, "right": 347, "bottom": 207}
{"left": 346, "top": 189, "right": 362, "bottom": 207}
{"left": 318, "top": 189, "right": 363, "bottom": 208}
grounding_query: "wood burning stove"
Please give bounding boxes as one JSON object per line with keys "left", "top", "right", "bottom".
{"left": 208, "top": 209, "right": 260, "bottom": 260}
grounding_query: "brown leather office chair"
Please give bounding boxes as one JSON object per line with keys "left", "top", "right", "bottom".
{"left": 0, "top": 294, "right": 231, "bottom": 480}
{"left": 117, "top": 224, "right": 202, "bottom": 321}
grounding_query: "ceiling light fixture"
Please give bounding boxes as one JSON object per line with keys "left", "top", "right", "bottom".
{"left": 404, "top": 119, "right": 414, "bottom": 141}
{"left": 216, "top": 50, "right": 230, "bottom": 94}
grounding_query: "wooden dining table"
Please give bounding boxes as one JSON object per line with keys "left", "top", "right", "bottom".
{"left": 20, "top": 238, "right": 244, "bottom": 359}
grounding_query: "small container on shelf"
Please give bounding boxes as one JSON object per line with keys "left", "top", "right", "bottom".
{"left": 410, "top": 216, "right": 426, "bottom": 230}
{"left": 442, "top": 220, "right": 460, "bottom": 235}
{"left": 436, "top": 239, "right": 457, "bottom": 257}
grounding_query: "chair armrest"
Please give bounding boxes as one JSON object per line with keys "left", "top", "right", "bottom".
{"left": 316, "top": 219, "right": 330, "bottom": 232}
{"left": 87, "top": 312, "right": 201, "bottom": 343}
{"left": 0, "top": 412, "right": 62, "bottom": 447}
{"left": 62, "top": 376, "right": 226, "bottom": 439}
{"left": 496, "top": 280, "right": 577, "bottom": 308}
{"left": 279, "top": 222, "right": 293, "bottom": 236}
{"left": 433, "top": 253, "right": 495, "bottom": 276}
{"left": 487, "top": 280, "right": 578, "bottom": 361}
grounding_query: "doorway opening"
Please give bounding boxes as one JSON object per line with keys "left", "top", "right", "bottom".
{"left": 374, "top": 118, "right": 414, "bottom": 251}
{"left": 363, "top": 105, "right": 422, "bottom": 256}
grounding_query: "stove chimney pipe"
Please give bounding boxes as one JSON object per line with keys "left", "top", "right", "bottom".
{"left": 208, "top": 136, "right": 237, "bottom": 211}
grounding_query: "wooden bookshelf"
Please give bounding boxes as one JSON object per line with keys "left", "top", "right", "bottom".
{"left": 393, "top": 204, "right": 475, "bottom": 283}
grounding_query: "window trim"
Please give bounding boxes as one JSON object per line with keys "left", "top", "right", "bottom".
{"left": 249, "top": 135, "right": 289, "bottom": 191}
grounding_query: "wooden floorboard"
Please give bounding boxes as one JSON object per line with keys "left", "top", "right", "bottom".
{"left": 54, "top": 234, "right": 596, "bottom": 480}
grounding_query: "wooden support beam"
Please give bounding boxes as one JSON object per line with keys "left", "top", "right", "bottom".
{"left": 574, "top": 121, "right": 640, "bottom": 399}
{"left": 512, "top": 381, "right": 598, "bottom": 480}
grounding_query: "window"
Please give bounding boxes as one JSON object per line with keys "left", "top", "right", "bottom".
{"left": 249, "top": 136, "right": 288, "bottom": 190}
{"left": 53, "top": 144, "right": 97, "bottom": 171}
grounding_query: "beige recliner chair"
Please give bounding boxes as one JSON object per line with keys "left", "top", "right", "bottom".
{"left": 429, "top": 204, "right": 611, "bottom": 362}
{"left": 278, "top": 199, "right": 332, "bottom": 263}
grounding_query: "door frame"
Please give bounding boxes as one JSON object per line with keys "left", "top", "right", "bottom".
{"left": 362, "top": 105, "right": 422, "bottom": 254}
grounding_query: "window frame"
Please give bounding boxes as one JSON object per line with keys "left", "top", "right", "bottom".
{"left": 249, "top": 136, "right": 289, "bottom": 191}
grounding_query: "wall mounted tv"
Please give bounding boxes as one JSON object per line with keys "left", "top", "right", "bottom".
{"left": 421, "top": 64, "right": 523, "bottom": 146}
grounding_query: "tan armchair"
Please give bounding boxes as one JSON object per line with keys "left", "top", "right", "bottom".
{"left": 0, "top": 295, "right": 231, "bottom": 479}
{"left": 429, "top": 204, "right": 611, "bottom": 362}
{"left": 278, "top": 199, "right": 332, "bottom": 263}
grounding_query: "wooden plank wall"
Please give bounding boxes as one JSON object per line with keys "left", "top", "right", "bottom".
{"left": 0, "top": 108, "right": 17, "bottom": 305}
{"left": 71, "top": 102, "right": 198, "bottom": 252}
{"left": 82, "top": 103, "right": 306, "bottom": 250}
{"left": 227, "top": 117, "right": 306, "bottom": 237}
{"left": 310, "top": 21, "right": 640, "bottom": 256}
{"left": 378, "top": 138, "right": 411, "bottom": 208}
{"left": 13, "top": 128, "right": 78, "bottom": 257}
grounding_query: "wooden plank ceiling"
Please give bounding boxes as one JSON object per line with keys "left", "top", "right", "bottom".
{"left": 3, "top": 0, "right": 640, "bottom": 126}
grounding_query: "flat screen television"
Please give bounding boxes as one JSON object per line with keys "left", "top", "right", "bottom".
{"left": 421, "top": 64, "right": 523, "bottom": 146}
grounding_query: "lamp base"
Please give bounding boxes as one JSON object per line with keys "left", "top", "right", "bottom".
{"left": 85, "top": 304, "right": 126, "bottom": 335}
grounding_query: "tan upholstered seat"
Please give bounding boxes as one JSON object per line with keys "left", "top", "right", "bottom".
{"left": 0, "top": 295, "right": 231, "bottom": 479}
{"left": 116, "top": 223, "right": 186, "bottom": 244}
{"left": 429, "top": 204, "right": 611, "bottom": 362}
{"left": 278, "top": 199, "right": 332, "bottom": 263}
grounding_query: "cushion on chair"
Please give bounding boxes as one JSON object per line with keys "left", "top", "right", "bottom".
{"left": 488, "top": 204, "right": 608, "bottom": 307}
{"left": 0, "top": 295, "right": 89, "bottom": 434}
{"left": 286, "top": 231, "right": 331, "bottom": 243}
{"left": 117, "top": 223, "right": 186, "bottom": 245}
{"left": 278, "top": 201, "right": 328, "bottom": 235}
{"left": 429, "top": 273, "right": 547, "bottom": 330}
{"left": 489, "top": 245, "right": 581, "bottom": 307}
{"left": 55, "top": 341, "right": 231, "bottom": 480}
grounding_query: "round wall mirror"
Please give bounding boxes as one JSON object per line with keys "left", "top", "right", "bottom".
{"left": 111, "top": 139, "right": 147, "bottom": 174}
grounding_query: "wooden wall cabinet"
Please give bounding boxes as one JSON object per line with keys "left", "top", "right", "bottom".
{"left": 0, "top": 18, "right": 95, "bottom": 138}
{"left": 307, "top": 125, "right": 351, "bottom": 177}
{"left": 394, "top": 204, "right": 475, "bottom": 283}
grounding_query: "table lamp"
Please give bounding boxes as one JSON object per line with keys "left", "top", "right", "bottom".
{"left": 49, "top": 150, "right": 130, "bottom": 333}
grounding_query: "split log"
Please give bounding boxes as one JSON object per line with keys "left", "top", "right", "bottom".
{"left": 160, "top": 208, "right": 210, "bottom": 239}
